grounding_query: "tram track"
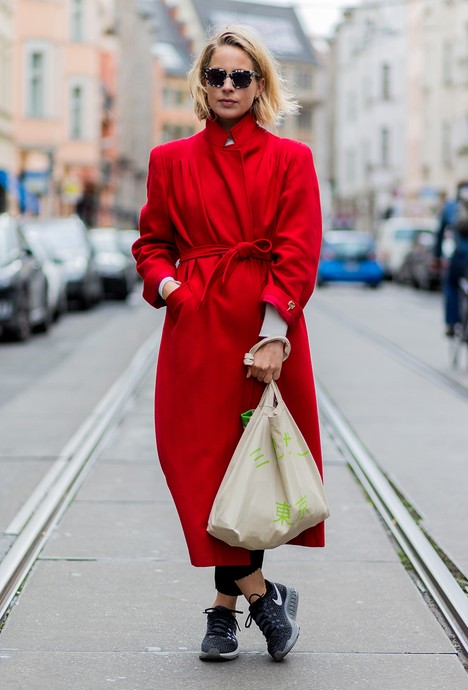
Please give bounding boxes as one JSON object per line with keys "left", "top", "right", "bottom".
{"left": 0, "top": 310, "right": 467, "bottom": 661}
{"left": 314, "top": 300, "right": 468, "bottom": 401}
{"left": 0, "top": 327, "right": 161, "bottom": 624}
{"left": 318, "top": 383, "right": 468, "bottom": 658}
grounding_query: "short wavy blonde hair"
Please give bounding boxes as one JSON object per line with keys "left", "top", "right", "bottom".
{"left": 188, "top": 25, "right": 299, "bottom": 127}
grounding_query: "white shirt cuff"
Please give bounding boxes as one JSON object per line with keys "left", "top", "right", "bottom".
{"left": 158, "top": 276, "right": 176, "bottom": 299}
{"left": 259, "top": 303, "right": 288, "bottom": 338}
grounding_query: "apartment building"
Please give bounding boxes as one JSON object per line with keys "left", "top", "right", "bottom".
{"left": 148, "top": 0, "right": 201, "bottom": 147}
{"left": 0, "top": 0, "right": 15, "bottom": 212}
{"left": 333, "top": 3, "right": 407, "bottom": 230}
{"left": 13, "top": 0, "right": 104, "bottom": 217}
{"left": 332, "top": 0, "right": 468, "bottom": 228}
{"left": 420, "top": 0, "right": 468, "bottom": 197}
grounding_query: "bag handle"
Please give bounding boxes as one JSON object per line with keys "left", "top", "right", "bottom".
{"left": 243, "top": 336, "right": 291, "bottom": 366}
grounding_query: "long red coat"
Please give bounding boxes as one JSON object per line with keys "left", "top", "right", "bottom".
{"left": 133, "top": 113, "right": 324, "bottom": 567}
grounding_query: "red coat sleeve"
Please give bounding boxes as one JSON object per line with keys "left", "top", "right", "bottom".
{"left": 132, "top": 146, "right": 178, "bottom": 308}
{"left": 262, "top": 142, "right": 322, "bottom": 327}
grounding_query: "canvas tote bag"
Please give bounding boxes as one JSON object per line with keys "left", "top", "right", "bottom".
{"left": 207, "top": 380, "right": 329, "bottom": 550}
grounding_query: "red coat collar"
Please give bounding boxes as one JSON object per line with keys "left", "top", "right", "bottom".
{"left": 203, "top": 113, "right": 266, "bottom": 147}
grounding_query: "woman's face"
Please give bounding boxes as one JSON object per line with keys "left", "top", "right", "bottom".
{"left": 205, "top": 45, "right": 264, "bottom": 131}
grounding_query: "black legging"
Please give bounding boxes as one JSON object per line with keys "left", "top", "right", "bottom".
{"left": 214, "top": 550, "right": 264, "bottom": 596}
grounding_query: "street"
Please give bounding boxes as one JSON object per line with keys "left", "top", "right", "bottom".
{"left": 1, "top": 283, "right": 467, "bottom": 573}
{"left": 0, "top": 283, "right": 467, "bottom": 689}
{"left": 309, "top": 282, "right": 468, "bottom": 576}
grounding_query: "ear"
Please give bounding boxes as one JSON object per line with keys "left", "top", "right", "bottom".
{"left": 255, "top": 77, "right": 265, "bottom": 99}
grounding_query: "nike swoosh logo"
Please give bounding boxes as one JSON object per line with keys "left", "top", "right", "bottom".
{"left": 272, "top": 583, "right": 282, "bottom": 606}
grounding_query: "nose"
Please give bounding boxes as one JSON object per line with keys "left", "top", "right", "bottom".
{"left": 222, "top": 76, "right": 235, "bottom": 91}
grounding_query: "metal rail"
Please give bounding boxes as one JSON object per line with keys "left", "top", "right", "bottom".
{"left": 0, "top": 327, "right": 161, "bottom": 622}
{"left": 317, "top": 382, "right": 468, "bottom": 656}
{"left": 314, "top": 301, "right": 468, "bottom": 402}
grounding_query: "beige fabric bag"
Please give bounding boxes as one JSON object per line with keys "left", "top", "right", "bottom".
{"left": 207, "top": 380, "right": 329, "bottom": 550}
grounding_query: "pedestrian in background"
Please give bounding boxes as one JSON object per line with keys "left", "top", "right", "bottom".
{"left": 133, "top": 26, "right": 324, "bottom": 662}
{"left": 434, "top": 181, "right": 468, "bottom": 336}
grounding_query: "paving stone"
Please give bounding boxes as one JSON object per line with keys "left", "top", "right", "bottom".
{"left": 0, "top": 458, "right": 54, "bottom": 530}
{"left": 0, "top": 560, "right": 456, "bottom": 655}
{"left": 41, "top": 502, "right": 186, "bottom": 561}
{"left": 99, "top": 414, "right": 157, "bottom": 463}
{"left": 77, "top": 462, "right": 166, "bottom": 503}
{"left": 0, "top": 651, "right": 467, "bottom": 690}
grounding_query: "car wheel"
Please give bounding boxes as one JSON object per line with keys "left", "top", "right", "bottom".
{"left": 368, "top": 282, "right": 381, "bottom": 289}
{"left": 8, "top": 294, "right": 32, "bottom": 342}
{"left": 35, "top": 290, "right": 52, "bottom": 333}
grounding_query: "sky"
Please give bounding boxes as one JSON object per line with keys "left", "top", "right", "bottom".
{"left": 237, "top": 0, "right": 363, "bottom": 37}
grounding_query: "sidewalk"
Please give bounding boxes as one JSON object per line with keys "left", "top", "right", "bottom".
{"left": 0, "top": 375, "right": 467, "bottom": 689}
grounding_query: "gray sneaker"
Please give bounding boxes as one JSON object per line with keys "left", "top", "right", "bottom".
{"left": 245, "top": 581, "right": 299, "bottom": 661}
{"left": 199, "top": 606, "right": 241, "bottom": 661}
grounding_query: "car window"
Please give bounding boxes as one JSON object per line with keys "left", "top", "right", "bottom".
{"left": 326, "top": 239, "right": 373, "bottom": 258}
{"left": 394, "top": 229, "right": 416, "bottom": 241}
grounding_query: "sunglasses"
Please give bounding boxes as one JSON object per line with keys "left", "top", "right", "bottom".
{"left": 204, "top": 67, "right": 259, "bottom": 89}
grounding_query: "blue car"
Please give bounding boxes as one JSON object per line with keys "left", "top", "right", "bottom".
{"left": 317, "top": 231, "right": 384, "bottom": 288}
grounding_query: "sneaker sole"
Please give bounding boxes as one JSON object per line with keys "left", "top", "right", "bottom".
{"left": 199, "top": 648, "right": 239, "bottom": 661}
{"left": 272, "top": 587, "right": 300, "bottom": 662}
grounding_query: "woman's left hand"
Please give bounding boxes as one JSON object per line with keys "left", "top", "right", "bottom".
{"left": 246, "top": 340, "right": 284, "bottom": 383}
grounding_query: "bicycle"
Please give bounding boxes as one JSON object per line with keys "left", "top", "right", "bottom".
{"left": 451, "top": 272, "right": 468, "bottom": 369}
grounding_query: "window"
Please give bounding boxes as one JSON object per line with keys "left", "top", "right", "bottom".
{"left": 295, "top": 70, "right": 312, "bottom": 91}
{"left": 71, "top": 0, "right": 84, "bottom": 42}
{"left": 347, "top": 92, "right": 356, "bottom": 122}
{"left": 442, "top": 40, "right": 453, "bottom": 85}
{"left": 28, "top": 51, "right": 45, "bottom": 117}
{"left": 297, "top": 106, "right": 313, "bottom": 131}
{"left": 381, "top": 63, "right": 391, "bottom": 100}
{"left": 442, "top": 121, "right": 452, "bottom": 166}
{"left": 71, "top": 85, "right": 84, "bottom": 139}
{"left": 381, "top": 127, "right": 390, "bottom": 168}
{"left": 346, "top": 148, "right": 356, "bottom": 183}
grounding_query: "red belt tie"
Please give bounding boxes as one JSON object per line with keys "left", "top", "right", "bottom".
{"left": 179, "top": 239, "right": 273, "bottom": 303}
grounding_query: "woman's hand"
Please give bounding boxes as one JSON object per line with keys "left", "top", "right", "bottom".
{"left": 162, "top": 280, "right": 181, "bottom": 300}
{"left": 246, "top": 340, "right": 284, "bottom": 383}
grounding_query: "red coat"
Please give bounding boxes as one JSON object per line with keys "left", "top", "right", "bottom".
{"left": 133, "top": 114, "right": 324, "bottom": 567}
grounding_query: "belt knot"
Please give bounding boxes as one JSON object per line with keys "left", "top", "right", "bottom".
{"left": 178, "top": 239, "right": 273, "bottom": 304}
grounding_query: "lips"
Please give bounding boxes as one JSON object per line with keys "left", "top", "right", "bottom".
{"left": 219, "top": 99, "right": 236, "bottom": 104}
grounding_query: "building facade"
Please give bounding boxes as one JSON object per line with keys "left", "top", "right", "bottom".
{"left": 420, "top": 0, "right": 468, "bottom": 197}
{"left": 12, "top": 0, "right": 106, "bottom": 217}
{"left": 0, "top": 0, "right": 15, "bottom": 212}
{"left": 332, "top": 0, "right": 468, "bottom": 229}
{"left": 172, "top": 0, "right": 325, "bottom": 181}
{"left": 149, "top": 0, "right": 201, "bottom": 147}
{"left": 333, "top": 3, "right": 408, "bottom": 230}
{"left": 114, "top": 0, "right": 154, "bottom": 225}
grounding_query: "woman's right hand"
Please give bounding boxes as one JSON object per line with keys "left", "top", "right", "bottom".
{"left": 162, "top": 280, "right": 181, "bottom": 300}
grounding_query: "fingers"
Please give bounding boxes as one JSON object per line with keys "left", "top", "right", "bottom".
{"left": 249, "top": 360, "right": 282, "bottom": 383}
{"left": 245, "top": 341, "right": 284, "bottom": 383}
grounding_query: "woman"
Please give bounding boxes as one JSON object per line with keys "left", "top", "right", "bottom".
{"left": 133, "top": 26, "right": 324, "bottom": 662}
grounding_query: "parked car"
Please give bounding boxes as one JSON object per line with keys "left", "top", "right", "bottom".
{"left": 118, "top": 228, "right": 139, "bottom": 258}
{"left": 0, "top": 213, "right": 49, "bottom": 341}
{"left": 376, "top": 216, "right": 438, "bottom": 279}
{"left": 89, "top": 228, "right": 137, "bottom": 299}
{"left": 24, "top": 217, "right": 102, "bottom": 309}
{"left": 20, "top": 223, "right": 68, "bottom": 321}
{"left": 317, "top": 231, "right": 384, "bottom": 287}
{"left": 398, "top": 228, "right": 455, "bottom": 290}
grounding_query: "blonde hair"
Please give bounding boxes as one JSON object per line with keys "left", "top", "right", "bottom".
{"left": 188, "top": 25, "right": 299, "bottom": 127}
